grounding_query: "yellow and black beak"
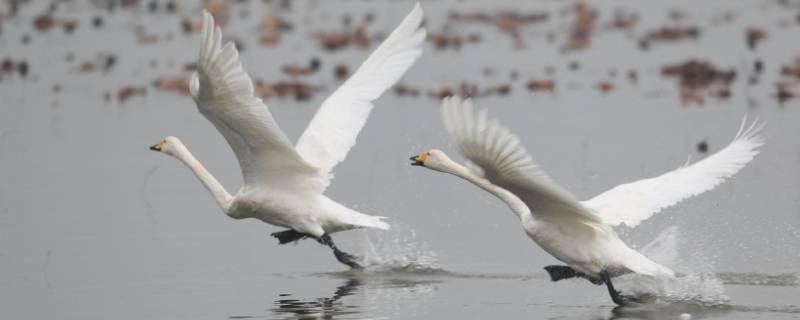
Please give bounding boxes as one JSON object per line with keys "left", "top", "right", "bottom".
{"left": 149, "top": 141, "right": 164, "bottom": 152}
{"left": 410, "top": 153, "right": 427, "bottom": 166}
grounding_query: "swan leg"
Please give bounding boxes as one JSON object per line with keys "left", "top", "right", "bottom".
{"left": 600, "top": 271, "right": 641, "bottom": 306}
{"left": 316, "top": 234, "right": 363, "bottom": 270}
{"left": 544, "top": 265, "right": 604, "bottom": 285}
{"left": 271, "top": 229, "right": 309, "bottom": 244}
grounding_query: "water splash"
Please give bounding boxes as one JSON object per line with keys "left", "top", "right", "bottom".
{"left": 625, "top": 226, "right": 730, "bottom": 306}
{"left": 357, "top": 223, "right": 444, "bottom": 274}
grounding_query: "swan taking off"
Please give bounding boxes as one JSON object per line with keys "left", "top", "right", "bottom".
{"left": 411, "top": 97, "right": 763, "bottom": 305}
{"left": 150, "top": 4, "right": 425, "bottom": 269}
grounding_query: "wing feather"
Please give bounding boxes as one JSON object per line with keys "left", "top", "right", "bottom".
{"left": 191, "top": 11, "right": 320, "bottom": 190}
{"left": 582, "top": 119, "right": 764, "bottom": 227}
{"left": 295, "top": 3, "right": 426, "bottom": 180}
{"left": 441, "top": 97, "right": 603, "bottom": 223}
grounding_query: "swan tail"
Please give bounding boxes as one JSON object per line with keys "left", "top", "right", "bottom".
{"left": 354, "top": 214, "right": 391, "bottom": 230}
{"left": 338, "top": 211, "right": 390, "bottom": 231}
{"left": 622, "top": 250, "right": 675, "bottom": 278}
{"left": 321, "top": 197, "right": 390, "bottom": 232}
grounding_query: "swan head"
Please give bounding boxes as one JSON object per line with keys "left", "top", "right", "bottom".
{"left": 149, "top": 136, "right": 183, "bottom": 156}
{"left": 410, "top": 149, "right": 453, "bottom": 172}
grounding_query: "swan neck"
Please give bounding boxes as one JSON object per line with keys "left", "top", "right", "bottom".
{"left": 442, "top": 161, "right": 530, "bottom": 220}
{"left": 172, "top": 143, "right": 233, "bottom": 212}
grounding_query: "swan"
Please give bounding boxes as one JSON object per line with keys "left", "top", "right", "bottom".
{"left": 149, "top": 4, "right": 425, "bottom": 269}
{"left": 410, "top": 97, "right": 763, "bottom": 304}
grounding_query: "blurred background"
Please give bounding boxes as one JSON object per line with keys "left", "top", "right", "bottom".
{"left": 1, "top": 0, "right": 799, "bottom": 319}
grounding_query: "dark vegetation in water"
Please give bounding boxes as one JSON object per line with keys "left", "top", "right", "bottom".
{"left": 1, "top": 0, "right": 796, "bottom": 106}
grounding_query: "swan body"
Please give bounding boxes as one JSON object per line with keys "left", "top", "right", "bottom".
{"left": 412, "top": 97, "right": 763, "bottom": 303}
{"left": 151, "top": 3, "right": 425, "bottom": 268}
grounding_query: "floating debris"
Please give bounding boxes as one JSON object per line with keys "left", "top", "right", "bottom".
{"left": 449, "top": 11, "right": 547, "bottom": 48}
{"left": 526, "top": 79, "right": 555, "bottom": 92}
{"left": 153, "top": 75, "right": 190, "bottom": 95}
{"left": 775, "top": 56, "right": 800, "bottom": 104}
{"left": 33, "top": 14, "right": 56, "bottom": 32}
{"left": 662, "top": 59, "right": 735, "bottom": 105}
{"left": 563, "top": 3, "right": 596, "bottom": 52}
{"left": 640, "top": 26, "right": 700, "bottom": 49}
{"left": 282, "top": 58, "right": 320, "bottom": 77}
{"left": 697, "top": 140, "right": 708, "bottom": 153}
{"left": 183, "top": 62, "right": 197, "bottom": 72}
{"left": 118, "top": 86, "right": 147, "bottom": 103}
{"left": 334, "top": 63, "right": 349, "bottom": 81}
{"left": 775, "top": 82, "right": 796, "bottom": 104}
{"left": 429, "top": 87, "right": 455, "bottom": 100}
{"left": 1, "top": 59, "right": 14, "bottom": 72}
{"left": 429, "top": 83, "right": 485, "bottom": 99}
{"left": 394, "top": 84, "right": 421, "bottom": 97}
{"left": 205, "top": 1, "right": 230, "bottom": 27}
{"left": 18, "top": 61, "right": 28, "bottom": 77}
{"left": 74, "top": 54, "right": 117, "bottom": 73}
{"left": 312, "top": 23, "right": 371, "bottom": 51}
{"left": 165, "top": 1, "right": 177, "bottom": 14}
{"left": 482, "top": 84, "right": 512, "bottom": 96}
{"left": 609, "top": 9, "right": 638, "bottom": 31}
{"left": 663, "top": 60, "right": 735, "bottom": 88}
{"left": 313, "top": 31, "right": 350, "bottom": 51}
{"left": 135, "top": 26, "right": 158, "bottom": 44}
{"left": 181, "top": 18, "right": 202, "bottom": 35}
{"left": 780, "top": 56, "right": 800, "bottom": 78}
{"left": 627, "top": 70, "right": 638, "bottom": 84}
{"left": 62, "top": 20, "right": 77, "bottom": 34}
{"left": 746, "top": 27, "right": 767, "bottom": 50}
{"left": 754, "top": 59, "right": 763, "bottom": 74}
{"left": 255, "top": 80, "right": 315, "bottom": 101}
{"left": 260, "top": 11, "right": 292, "bottom": 46}
{"left": 0, "top": 58, "right": 27, "bottom": 80}
{"left": 429, "top": 32, "right": 481, "bottom": 51}
{"left": 595, "top": 81, "right": 614, "bottom": 94}
{"left": 680, "top": 86, "right": 705, "bottom": 106}
{"left": 92, "top": 16, "right": 104, "bottom": 28}
{"left": 669, "top": 9, "right": 688, "bottom": 21}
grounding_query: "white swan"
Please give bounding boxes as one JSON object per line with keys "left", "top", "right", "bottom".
{"left": 150, "top": 4, "right": 425, "bottom": 269}
{"left": 411, "top": 97, "right": 763, "bottom": 304}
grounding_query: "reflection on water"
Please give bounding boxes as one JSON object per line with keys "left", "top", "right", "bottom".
{"left": 609, "top": 299, "right": 733, "bottom": 320}
{"left": 268, "top": 271, "right": 442, "bottom": 320}
{"left": 271, "top": 278, "right": 363, "bottom": 320}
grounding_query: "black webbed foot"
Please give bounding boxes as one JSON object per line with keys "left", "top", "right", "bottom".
{"left": 612, "top": 293, "right": 643, "bottom": 306}
{"left": 271, "top": 229, "right": 308, "bottom": 244}
{"left": 316, "top": 234, "right": 363, "bottom": 269}
{"left": 600, "top": 270, "right": 643, "bottom": 306}
{"left": 544, "top": 265, "right": 603, "bottom": 285}
{"left": 333, "top": 249, "right": 363, "bottom": 270}
{"left": 544, "top": 265, "right": 578, "bottom": 282}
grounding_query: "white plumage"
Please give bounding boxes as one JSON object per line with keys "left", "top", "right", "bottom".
{"left": 153, "top": 4, "right": 426, "bottom": 268}
{"left": 413, "top": 97, "right": 763, "bottom": 304}
{"left": 582, "top": 120, "right": 764, "bottom": 227}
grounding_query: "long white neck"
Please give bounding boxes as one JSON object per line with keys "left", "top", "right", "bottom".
{"left": 170, "top": 142, "right": 233, "bottom": 213}
{"left": 437, "top": 159, "right": 531, "bottom": 221}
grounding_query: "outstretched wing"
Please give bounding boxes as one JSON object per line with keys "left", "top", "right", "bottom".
{"left": 441, "top": 97, "right": 604, "bottom": 224}
{"left": 582, "top": 120, "right": 764, "bottom": 227}
{"left": 191, "top": 11, "right": 321, "bottom": 190}
{"left": 295, "top": 3, "right": 425, "bottom": 181}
